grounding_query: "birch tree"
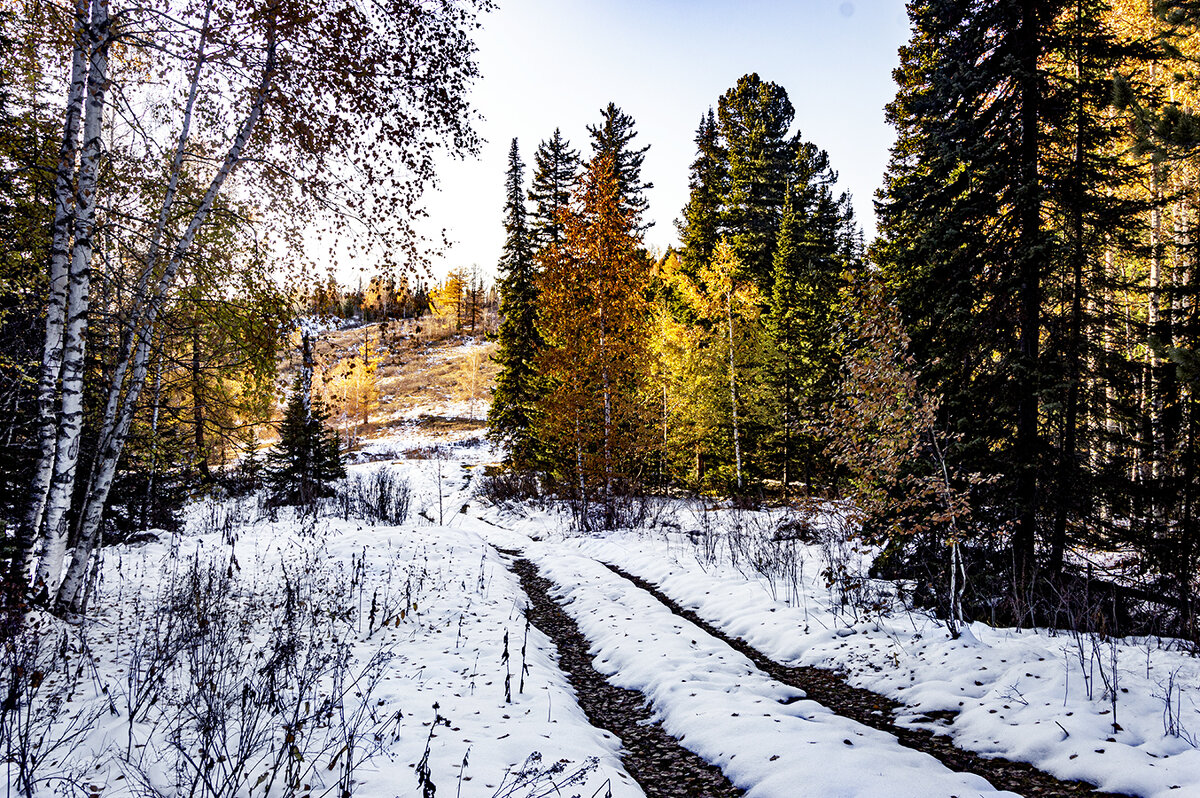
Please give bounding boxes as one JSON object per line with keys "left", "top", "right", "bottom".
{"left": 22, "top": 0, "right": 489, "bottom": 611}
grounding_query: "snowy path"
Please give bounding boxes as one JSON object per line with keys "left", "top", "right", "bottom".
{"left": 596, "top": 559, "right": 1126, "bottom": 798}
{"left": 507, "top": 554, "right": 744, "bottom": 798}
{"left": 519, "top": 543, "right": 1015, "bottom": 798}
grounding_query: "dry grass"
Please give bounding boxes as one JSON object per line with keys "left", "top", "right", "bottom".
{"left": 277, "top": 317, "right": 498, "bottom": 445}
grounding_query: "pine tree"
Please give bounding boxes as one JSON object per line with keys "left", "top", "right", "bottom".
{"left": 489, "top": 138, "right": 542, "bottom": 467}
{"left": 528, "top": 129, "right": 579, "bottom": 254}
{"left": 677, "top": 109, "right": 726, "bottom": 279}
{"left": 588, "top": 103, "right": 652, "bottom": 230}
{"left": 717, "top": 73, "right": 797, "bottom": 293}
{"left": 266, "top": 372, "right": 346, "bottom": 507}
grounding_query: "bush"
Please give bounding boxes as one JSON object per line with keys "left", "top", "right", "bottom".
{"left": 329, "top": 468, "right": 412, "bottom": 524}
{"left": 476, "top": 468, "right": 540, "bottom": 507}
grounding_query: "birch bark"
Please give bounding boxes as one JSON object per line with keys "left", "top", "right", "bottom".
{"left": 20, "top": 0, "right": 92, "bottom": 576}
{"left": 34, "top": 0, "right": 110, "bottom": 598}
{"left": 56, "top": 27, "right": 277, "bottom": 611}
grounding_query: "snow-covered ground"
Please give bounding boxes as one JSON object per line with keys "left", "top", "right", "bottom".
{"left": 10, "top": 409, "right": 1200, "bottom": 797}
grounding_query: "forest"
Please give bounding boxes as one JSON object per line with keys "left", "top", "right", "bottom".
{"left": 5, "top": 0, "right": 1200, "bottom": 795}
{"left": 486, "top": 1, "right": 1200, "bottom": 641}
{"left": 6, "top": 0, "right": 1200, "bottom": 644}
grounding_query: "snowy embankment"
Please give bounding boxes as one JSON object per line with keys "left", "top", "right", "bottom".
{"left": 551, "top": 534, "right": 1200, "bottom": 798}
{"left": 13, "top": 396, "right": 1200, "bottom": 797}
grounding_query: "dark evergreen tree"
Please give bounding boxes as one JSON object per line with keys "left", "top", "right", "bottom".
{"left": 588, "top": 103, "right": 652, "bottom": 230}
{"left": 765, "top": 142, "right": 855, "bottom": 490}
{"left": 875, "top": 0, "right": 1060, "bottom": 595}
{"left": 266, "top": 373, "right": 345, "bottom": 507}
{"left": 528, "top": 129, "right": 579, "bottom": 254}
{"left": 874, "top": 0, "right": 1145, "bottom": 607}
{"left": 677, "top": 109, "right": 726, "bottom": 279}
{"left": 717, "top": 73, "right": 797, "bottom": 294}
{"left": 489, "top": 139, "right": 543, "bottom": 467}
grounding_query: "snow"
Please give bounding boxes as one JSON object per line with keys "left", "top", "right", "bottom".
{"left": 526, "top": 546, "right": 1013, "bottom": 798}
{"left": 551, "top": 534, "right": 1200, "bottom": 798}
{"left": 13, "top": 418, "right": 1200, "bottom": 798}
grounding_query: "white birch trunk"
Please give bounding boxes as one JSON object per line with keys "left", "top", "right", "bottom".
{"left": 35, "top": 0, "right": 110, "bottom": 598}
{"left": 300, "top": 329, "right": 314, "bottom": 421}
{"left": 86, "top": 0, "right": 211, "bottom": 488}
{"left": 57, "top": 30, "right": 277, "bottom": 611}
{"left": 22, "top": 0, "right": 92, "bottom": 572}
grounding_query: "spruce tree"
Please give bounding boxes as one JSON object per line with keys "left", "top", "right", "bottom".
{"left": 873, "top": 0, "right": 1141, "bottom": 597}
{"left": 528, "top": 129, "right": 579, "bottom": 254}
{"left": 765, "top": 142, "right": 855, "bottom": 490}
{"left": 266, "top": 372, "right": 345, "bottom": 507}
{"left": 677, "top": 109, "right": 726, "bottom": 279}
{"left": 717, "top": 73, "right": 797, "bottom": 293}
{"left": 587, "top": 103, "right": 652, "bottom": 230}
{"left": 489, "top": 138, "right": 542, "bottom": 467}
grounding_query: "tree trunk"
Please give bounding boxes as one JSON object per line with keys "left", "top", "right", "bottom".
{"left": 19, "top": 0, "right": 92, "bottom": 584}
{"left": 1012, "top": 0, "right": 1043, "bottom": 597}
{"left": 599, "top": 308, "right": 613, "bottom": 509}
{"left": 1147, "top": 158, "right": 1163, "bottom": 492}
{"left": 727, "top": 290, "right": 743, "bottom": 492}
{"left": 1051, "top": 13, "right": 1087, "bottom": 577}
{"left": 57, "top": 26, "right": 278, "bottom": 612}
{"left": 141, "top": 352, "right": 164, "bottom": 531}
{"left": 34, "top": 0, "right": 110, "bottom": 600}
{"left": 192, "top": 321, "right": 213, "bottom": 484}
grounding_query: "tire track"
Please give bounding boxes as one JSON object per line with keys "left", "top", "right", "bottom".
{"left": 599, "top": 560, "right": 1130, "bottom": 798}
{"left": 503, "top": 552, "right": 743, "bottom": 798}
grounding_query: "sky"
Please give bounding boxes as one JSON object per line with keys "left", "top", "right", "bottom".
{"left": 413, "top": 0, "right": 913, "bottom": 283}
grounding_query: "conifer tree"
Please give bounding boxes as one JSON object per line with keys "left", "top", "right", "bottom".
{"left": 490, "top": 138, "right": 542, "bottom": 466}
{"left": 765, "top": 142, "right": 855, "bottom": 490}
{"left": 432, "top": 269, "right": 468, "bottom": 331}
{"left": 677, "top": 109, "right": 726, "bottom": 279}
{"left": 536, "top": 152, "right": 651, "bottom": 524}
{"left": 717, "top": 74, "right": 797, "bottom": 293}
{"left": 588, "top": 103, "right": 653, "bottom": 230}
{"left": 873, "top": 0, "right": 1146, "bottom": 600}
{"left": 266, "top": 371, "right": 345, "bottom": 508}
{"left": 528, "top": 129, "right": 579, "bottom": 253}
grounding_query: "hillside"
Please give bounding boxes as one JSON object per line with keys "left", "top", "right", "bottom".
{"left": 278, "top": 318, "right": 499, "bottom": 445}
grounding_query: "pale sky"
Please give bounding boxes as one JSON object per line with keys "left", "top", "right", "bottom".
{"left": 413, "top": 0, "right": 912, "bottom": 283}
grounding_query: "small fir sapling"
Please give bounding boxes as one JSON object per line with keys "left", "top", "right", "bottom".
{"left": 265, "top": 371, "right": 346, "bottom": 508}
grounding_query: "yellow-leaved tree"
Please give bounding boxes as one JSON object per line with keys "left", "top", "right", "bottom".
{"left": 431, "top": 269, "right": 467, "bottom": 333}
{"left": 322, "top": 330, "right": 379, "bottom": 449}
